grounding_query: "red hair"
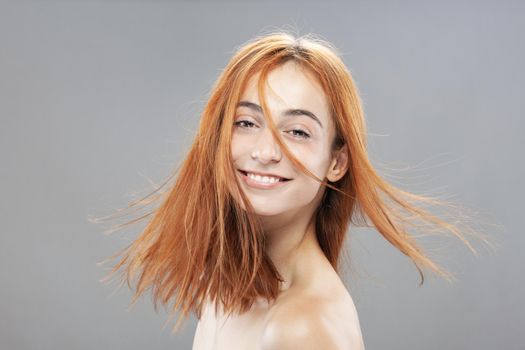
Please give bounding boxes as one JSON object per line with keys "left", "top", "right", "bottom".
{"left": 91, "top": 31, "right": 496, "bottom": 333}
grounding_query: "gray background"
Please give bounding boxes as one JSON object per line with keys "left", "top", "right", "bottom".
{"left": 1, "top": 1, "right": 522, "bottom": 349}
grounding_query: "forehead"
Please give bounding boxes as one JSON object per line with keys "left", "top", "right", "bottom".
{"left": 239, "top": 61, "right": 331, "bottom": 125}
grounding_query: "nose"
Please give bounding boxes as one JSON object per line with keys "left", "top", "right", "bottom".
{"left": 250, "top": 127, "right": 282, "bottom": 163}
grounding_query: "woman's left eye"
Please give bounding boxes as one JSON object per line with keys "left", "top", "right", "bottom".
{"left": 287, "top": 129, "right": 311, "bottom": 139}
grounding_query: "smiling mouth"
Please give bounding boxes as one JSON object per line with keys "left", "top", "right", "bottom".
{"left": 237, "top": 169, "right": 292, "bottom": 182}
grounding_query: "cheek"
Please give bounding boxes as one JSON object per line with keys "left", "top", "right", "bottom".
{"left": 292, "top": 144, "right": 332, "bottom": 180}
{"left": 230, "top": 134, "right": 245, "bottom": 160}
{"left": 283, "top": 150, "right": 331, "bottom": 206}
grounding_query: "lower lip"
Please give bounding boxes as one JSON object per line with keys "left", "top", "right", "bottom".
{"left": 238, "top": 170, "right": 290, "bottom": 189}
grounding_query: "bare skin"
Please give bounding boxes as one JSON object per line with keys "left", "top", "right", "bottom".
{"left": 192, "top": 61, "right": 365, "bottom": 349}
{"left": 192, "top": 224, "right": 365, "bottom": 350}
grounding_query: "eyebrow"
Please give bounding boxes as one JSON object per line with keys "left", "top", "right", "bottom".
{"left": 236, "top": 100, "right": 323, "bottom": 129}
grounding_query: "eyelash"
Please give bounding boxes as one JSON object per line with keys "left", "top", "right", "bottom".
{"left": 233, "top": 120, "right": 311, "bottom": 139}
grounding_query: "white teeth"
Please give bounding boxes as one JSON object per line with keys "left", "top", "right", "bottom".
{"left": 247, "top": 172, "right": 280, "bottom": 184}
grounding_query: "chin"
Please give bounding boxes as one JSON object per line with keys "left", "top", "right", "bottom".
{"left": 244, "top": 206, "right": 279, "bottom": 217}
{"left": 240, "top": 201, "right": 285, "bottom": 217}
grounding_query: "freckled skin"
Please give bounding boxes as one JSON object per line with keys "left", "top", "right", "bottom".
{"left": 193, "top": 61, "right": 365, "bottom": 350}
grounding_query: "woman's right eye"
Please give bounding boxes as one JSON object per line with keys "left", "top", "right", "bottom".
{"left": 234, "top": 120, "right": 256, "bottom": 128}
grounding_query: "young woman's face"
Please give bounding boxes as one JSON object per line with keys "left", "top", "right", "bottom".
{"left": 231, "top": 60, "right": 337, "bottom": 217}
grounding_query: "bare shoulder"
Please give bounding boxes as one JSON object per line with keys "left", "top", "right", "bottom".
{"left": 192, "top": 299, "right": 213, "bottom": 350}
{"left": 260, "top": 288, "right": 365, "bottom": 350}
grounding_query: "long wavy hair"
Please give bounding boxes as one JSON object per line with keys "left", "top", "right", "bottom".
{"left": 91, "top": 31, "right": 495, "bottom": 332}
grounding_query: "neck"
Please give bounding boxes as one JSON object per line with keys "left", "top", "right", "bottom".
{"left": 261, "top": 206, "right": 325, "bottom": 292}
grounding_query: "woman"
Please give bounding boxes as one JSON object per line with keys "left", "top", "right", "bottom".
{"left": 193, "top": 49, "right": 363, "bottom": 350}
{"left": 95, "top": 31, "right": 492, "bottom": 349}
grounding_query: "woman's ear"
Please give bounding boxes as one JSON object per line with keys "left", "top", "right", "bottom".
{"left": 326, "top": 145, "right": 349, "bottom": 183}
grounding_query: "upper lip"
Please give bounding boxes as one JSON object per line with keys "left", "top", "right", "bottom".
{"left": 238, "top": 169, "right": 291, "bottom": 180}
